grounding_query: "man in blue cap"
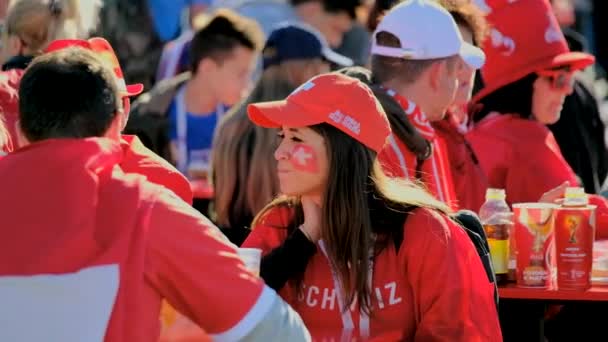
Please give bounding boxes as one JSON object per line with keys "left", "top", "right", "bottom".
{"left": 262, "top": 22, "right": 353, "bottom": 70}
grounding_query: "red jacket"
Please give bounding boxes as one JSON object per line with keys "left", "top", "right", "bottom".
{"left": 467, "top": 114, "right": 608, "bottom": 239}
{"left": 378, "top": 94, "right": 458, "bottom": 210}
{"left": 433, "top": 114, "right": 488, "bottom": 212}
{"left": 120, "top": 134, "right": 192, "bottom": 204}
{"left": 0, "top": 69, "right": 24, "bottom": 152}
{"left": 243, "top": 206, "right": 502, "bottom": 341}
{"left": 0, "top": 138, "right": 275, "bottom": 341}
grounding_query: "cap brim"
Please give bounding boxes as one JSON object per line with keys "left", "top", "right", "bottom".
{"left": 459, "top": 42, "right": 486, "bottom": 70}
{"left": 322, "top": 47, "right": 354, "bottom": 67}
{"left": 248, "top": 100, "right": 323, "bottom": 128}
{"left": 550, "top": 52, "right": 595, "bottom": 71}
{"left": 125, "top": 84, "right": 144, "bottom": 97}
{"left": 472, "top": 51, "right": 596, "bottom": 104}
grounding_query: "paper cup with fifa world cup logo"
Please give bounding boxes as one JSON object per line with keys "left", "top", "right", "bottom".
{"left": 237, "top": 248, "right": 262, "bottom": 276}
{"left": 513, "top": 203, "right": 559, "bottom": 288}
{"left": 554, "top": 187, "right": 596, "bottom": 290}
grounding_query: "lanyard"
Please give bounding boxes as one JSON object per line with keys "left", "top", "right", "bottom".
{"left": 175, "top": 85, "right": 225, "bottom": 172}
{"left": 318, "top": 240, "right": 372, "bottom": 340}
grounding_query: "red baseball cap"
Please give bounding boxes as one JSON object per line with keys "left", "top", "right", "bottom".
{"left": 248, "top": 73, "right": 391, "bottom": 153}
{"left": 45, "top": 37, "right": 144, "bottom": 97}
{"left": 472, "top": 0, "right": 594, "bottom": 102}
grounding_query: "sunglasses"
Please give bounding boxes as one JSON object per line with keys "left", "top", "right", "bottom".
{"left": 537, "top": 68, "right": 574, "bottom": 90}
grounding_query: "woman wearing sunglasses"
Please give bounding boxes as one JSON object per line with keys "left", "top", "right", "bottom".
{"left": 466, "top": 0, "right": 601, "bottom": 210}
{"left": 242, "top": 73, "right": 501, "bottom": 340}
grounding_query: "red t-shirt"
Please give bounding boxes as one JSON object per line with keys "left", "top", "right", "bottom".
{"left": 120, "top": 134, "right": 193, "bottom": 204}
{"left": 377, "top": 92, "right": 458, "bottom": 210}
{"left": 0, "top": 138, "right": 271, "bottom": 341}
{"left": 243, "top": 205, "right": 502, "bottom": 341}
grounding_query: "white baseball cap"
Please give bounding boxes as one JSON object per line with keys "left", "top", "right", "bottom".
{"left": 370, "top": 0, "right": 486, "bottom": 69}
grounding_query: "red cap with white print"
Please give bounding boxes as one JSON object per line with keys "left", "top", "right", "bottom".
{"left": 370, "top": 0, "right": 486, "bottom": 70}
{"left": 45, "top": 38, "right": 144, "bottom": 98}
{"left": 471, "top": 0, "right": 595, "bottom": 102}
{"left": 248, "top": 73, "right": 392, "bottom": 153}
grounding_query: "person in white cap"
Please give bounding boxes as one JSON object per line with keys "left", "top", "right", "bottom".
{"left": 369, "top": 0, "right": 485, "bottom": 211}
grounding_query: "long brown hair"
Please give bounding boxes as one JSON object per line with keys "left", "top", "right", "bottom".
{"left": 211, "top": 60, "right": 324, "bottom": 229}
{"left": 253, "top": 123, "right": 450, "bottom": 314}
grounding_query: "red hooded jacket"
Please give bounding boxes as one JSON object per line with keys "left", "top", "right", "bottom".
{"left": 467, "top": 114, "right": 608, "bottom": 239}
{"left": 243, "top": 206, "right": 502, "bottom": 341}
{"left": 0, "top": 138, "right": 284, "bottom": 341}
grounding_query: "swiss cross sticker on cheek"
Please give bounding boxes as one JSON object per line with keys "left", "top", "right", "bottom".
{"left": 289, "top": 144, "right": 319, "bottom": 173}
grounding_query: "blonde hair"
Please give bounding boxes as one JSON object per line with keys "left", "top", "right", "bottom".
{"left": 3, "top": 0, "right": 101, "bottom": 55}
{"left": 211, "top": 59, "right": 325, "bottom": 229}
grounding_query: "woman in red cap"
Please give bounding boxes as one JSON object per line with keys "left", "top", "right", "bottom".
{"left": 242, "top": 72, "right": 502, "bottom": 341}
{"left": 466, "top": 0, "right": 608, "bottom": 238}
{"left": 211, "top": 23, "right": 350, "bottom": 246}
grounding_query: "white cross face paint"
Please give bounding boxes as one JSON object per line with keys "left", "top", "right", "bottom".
{"left": 289, "top": 144, "right": 319, "bottom": 173}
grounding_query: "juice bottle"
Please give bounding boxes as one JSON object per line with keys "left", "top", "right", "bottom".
{"left": 479, "top": 188, "right": 512, "bottom": 284}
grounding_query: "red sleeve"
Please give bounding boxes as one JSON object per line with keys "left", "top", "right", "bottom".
{"left": 401, "top": 209, "right": 502, "bottom": 341}
{"left": 145, "top": 189, "right": 268, "bottom": 335}
{"left": 120, "top": 135, "right": 194, "bottom": 205}
{"left": 505, "top": 141, "right": 579, "bottom": 205}
{"left": 242, "top": 206, "right": 299, "bottom": 305}
{"left": 242, "top": 206, "right": 292, "bottom": 255}
{"left": 137, "top": 165, "right": 193, "bottom": 205}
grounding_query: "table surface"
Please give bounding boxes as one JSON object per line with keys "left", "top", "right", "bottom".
{"left": 499, "top": 282, "right": 608, "bottom": 301}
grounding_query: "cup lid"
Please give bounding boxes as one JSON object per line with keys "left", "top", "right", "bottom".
{"left": 563, "top": 187, "right": 588, "bottom": 207}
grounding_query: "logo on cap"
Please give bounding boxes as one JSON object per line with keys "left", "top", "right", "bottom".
{"left": 329, "top": 110, "right": 361, "bottom": 135}
{"left": 291, "top": 80, "right": 316, "bottom": 96}
{"left": 544, "top": 14, "right": 563, "bottom": 44}
{"left": 490, "top": 28, "right": 516, "bottom": 56}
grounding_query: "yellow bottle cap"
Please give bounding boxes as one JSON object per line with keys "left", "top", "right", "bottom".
{"left": 563, "top": 187, "right": 588, "bottom": 206}
{"left": 486, "top": 188, "right": 506, "bottom": 201}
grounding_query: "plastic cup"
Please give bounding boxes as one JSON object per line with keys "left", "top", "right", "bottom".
{"left": 237, "top": 248, "right": 262, "bottom": 276}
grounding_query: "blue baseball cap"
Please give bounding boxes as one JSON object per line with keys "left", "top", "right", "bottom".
{"left": 262, "top": 23, "right": 353, "bottom": 69}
